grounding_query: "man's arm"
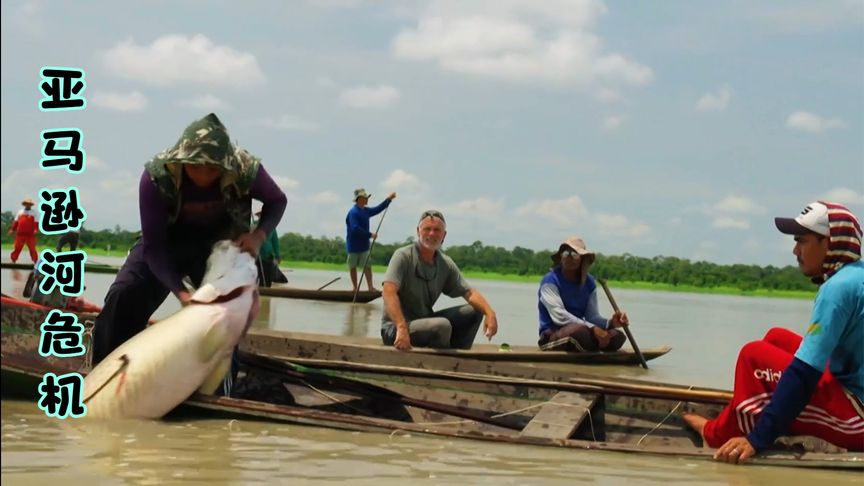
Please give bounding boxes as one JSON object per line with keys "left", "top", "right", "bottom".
{"left": 464, "top": 288, "right": 498, "bottom": 339}
{"left": 539, "top": 283, "right": 593, "bottom": 327}
{"left": 747, "top": 358, "right": 822, "bottom": 450}
{"left": 240, "top": 165, "right": 288, "bottom": 256}
{"left": 138, "top": 171, "right": 187, "bottom": 299}
{"left": 382, "top": 281, "right": 412, "bottom": 351}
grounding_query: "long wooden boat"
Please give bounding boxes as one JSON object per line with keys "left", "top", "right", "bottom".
{"left": 1, "top": 260, "right": 120, "bottom": 274}
{"left": 242, "top": 328, "right": 670, "bottom": 368}
{"left": 1, "top": 300, "right": 860, "bottom": 469}
{"left": 1, "top": 294, "right": 666, "bottom": 369}
{"left": 2, "top": 261, "right": 380, "bottom": 303}
{"left": 259, "top": 285, "right": 381, "bottom": 303}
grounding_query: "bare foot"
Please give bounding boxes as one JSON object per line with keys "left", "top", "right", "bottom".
{"left": 682, "top": 413, "right": 708, "bottom": 438}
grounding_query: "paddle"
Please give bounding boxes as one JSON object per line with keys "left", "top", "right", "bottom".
{"left": 352, "top": 205, "right": 390, "bottom": 304}
{"left": 317, "top": 277, "right": 341, "bottom": 291}
{"left": 598, "top": 279, "right": 649, "bottom": 369}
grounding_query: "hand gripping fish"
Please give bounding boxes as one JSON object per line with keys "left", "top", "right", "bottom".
{"left": 82, "top": 240, "right": 260, "bottom": 419}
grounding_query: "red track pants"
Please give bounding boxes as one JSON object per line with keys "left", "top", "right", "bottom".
{"left": 11, "top": 235, "right": 38, "bottom": 263}
{"left": 703, "top": 327, "right": 864, "bottom": 451}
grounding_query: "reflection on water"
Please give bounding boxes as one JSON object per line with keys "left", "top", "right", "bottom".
{"left": 3, "top": 256, "right": 854, "bottom": 484}
{"left": 344, "top": 305, "right": 373, "bottom": 337}
{"left": 2, "top": 400, "right": 860, "bottom": 485}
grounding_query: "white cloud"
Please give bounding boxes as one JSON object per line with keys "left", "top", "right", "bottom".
{"left": 696, "top": 85, "right": 732, "bottom": 112}
{"left": 392, "top": 1, "right": 652, "bottom": 90}
{"left": 713, "top": 195, "right": 764, "bottom": 214}
{"left": 179, "top": 94, "right": 230, "bottom": 111}
{"left": 699, "top": 195, "right": 763, "bottom": 230}
{"left": 99, "top": 172, "right": 139, "bottom": 198}
{"left": 516, "top": 195, "right": 588, "bottom": 225}
{"left": 786, "top": 111, "right": 846, "bottom": 133}
{"left": 101, "top": 34, "right": 266, "bottom": 87}
{"left": 86, "top": 156, "right": 107, "bottom": 170}
{"left": 594, "top": 212, "right": 651, "bottom": 237}
{"left": 823, "top": 187, "right": 864, "bottom": 206}
{"left": 713, "top": 217, "right": 750, "bottom": 229}
{"left": 91, "top": 91, "right": 148, "bottom": 112}
{"left": 309, "top": 191, "right": 341, "bottom": 204}
{"left": 443, "top": 197, "right": 505, "bottom": 217}
{"left": 603, "top": 115, "right": 624, "bottom": 130}
{"left": 339, "top": 85, "right": 401, "bottom": 109}
{"left": 256, "top": 114, "right": 320, "bottom": 132}
{"left": 382, "top": 169, "right": 421, "bottom": 191}
{"left": 271, "top": 175, "right": 300, "bottom": 190}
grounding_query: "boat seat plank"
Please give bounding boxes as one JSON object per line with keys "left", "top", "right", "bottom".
{"left": 518, "top": 391, "right": 598, "bottom": 440}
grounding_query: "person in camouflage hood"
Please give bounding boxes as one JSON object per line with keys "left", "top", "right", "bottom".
{"left": 91, "top": 113, "right": 287, "bottom": 373}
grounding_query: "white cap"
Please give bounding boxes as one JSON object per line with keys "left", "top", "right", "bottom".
{"left": 774, "top": 201, "right": 830, "bottom": 237}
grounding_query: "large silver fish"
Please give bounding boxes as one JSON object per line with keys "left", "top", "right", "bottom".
{"left": 83, "top": 240, "right": 259, "bottom": 419}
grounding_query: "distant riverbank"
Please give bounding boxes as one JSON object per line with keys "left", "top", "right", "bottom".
{"left": 285, "top": 260, "right": 816, "bottom": 300}
{"left": 3, "top": 244, "right": 815, "bottom": 300}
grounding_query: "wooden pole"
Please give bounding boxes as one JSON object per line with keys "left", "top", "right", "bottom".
{"left": 317, "top": 277, "right": 341, "bottom": 291}
{"left": 598, "top": 279, "right": 649, "bottom": 370}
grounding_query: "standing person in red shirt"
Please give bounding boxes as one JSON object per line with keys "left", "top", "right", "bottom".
{"left": 9, "top": 198, "right": 39, "bottom": 263}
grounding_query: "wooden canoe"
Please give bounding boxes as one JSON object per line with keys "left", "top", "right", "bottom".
{"left": 1, "top": 260, "right": 120, "bottom": 274}
{"left": 259, "top": 285, "right": 381, "bottom": 303}
{"left": 2, "top": 261, "right": 380, "bottom": 303}
{"left": 242, "top": 328, "right": 670, "bottom": 368}
{"left": 1, "top": 304, "right": 860, "bottom": 470}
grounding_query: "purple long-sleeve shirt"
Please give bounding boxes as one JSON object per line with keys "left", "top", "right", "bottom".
{"left": 139, "top": 165, "right": 287, "bottom": 294}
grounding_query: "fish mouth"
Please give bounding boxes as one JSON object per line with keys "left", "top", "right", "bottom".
{"left": 194, "top": 286, "right": 253, "bottom": 305}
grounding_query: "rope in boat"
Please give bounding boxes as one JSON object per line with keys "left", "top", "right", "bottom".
{"left": 635, "top": 385, "right": 695, "bottom": 447}
{"left": 286, "top": 359, "right": 600, "bottom": 440}
{"left": 392, "top": 400, "right": 596, "bottom": 442}
{"left": 298, "top": 379, "right": 382, "bottom": 415}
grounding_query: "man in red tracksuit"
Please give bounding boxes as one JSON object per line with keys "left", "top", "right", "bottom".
{"left": 9, "top": 198, "right": 39, "bottom": 263}
{"left": 684, "top": 201, "right": 864, "bottom": 464}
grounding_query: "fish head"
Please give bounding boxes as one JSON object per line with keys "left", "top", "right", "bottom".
{"left": 191, "top": 240, "right": 259, "bottom": 304}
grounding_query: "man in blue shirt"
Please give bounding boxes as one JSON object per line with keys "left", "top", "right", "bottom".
{"left": 345, "top": 188, "right": 395, "bottom": 292}
{"left": 684, "top": 201, "right": 863, "bottom": 463}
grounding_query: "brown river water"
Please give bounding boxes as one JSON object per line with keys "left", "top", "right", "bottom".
{"left": 1, "top": 255, "right": 860, "bottom": 484}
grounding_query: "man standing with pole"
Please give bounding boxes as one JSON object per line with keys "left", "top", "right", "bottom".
{"left": 346, "top": 188, "right": 396, "bottom": 296}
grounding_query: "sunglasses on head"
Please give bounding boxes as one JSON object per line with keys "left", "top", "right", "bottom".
{"left": 419, "top": 210, "right": 445, "bottom": 223}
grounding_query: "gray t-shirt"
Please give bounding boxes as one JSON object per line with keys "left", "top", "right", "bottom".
{"left": 381, "top": 244, "right": 471, "bottom": 324}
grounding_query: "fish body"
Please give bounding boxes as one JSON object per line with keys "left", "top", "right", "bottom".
{"left": 83, "top": 240, "right": 259, "bottom": 419}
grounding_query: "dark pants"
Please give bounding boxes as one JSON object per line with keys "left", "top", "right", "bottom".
{"left": 539, "top": 323, "right": 626, "bottom": 352}
{"left": 381, "top": 304, "right": 483, "bottom": 349}
{"left": 56, "top": 231, "right": 80, "bottom": 252}
{"left": 256, "top": 257, "right": 287, "bottom": 287}
{"left": 91, "top": 240, "right": 209, "bottom": 364}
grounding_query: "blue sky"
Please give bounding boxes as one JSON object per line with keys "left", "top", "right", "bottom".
{"left": 2, "top": 0, "right": 862, "bottom": 267}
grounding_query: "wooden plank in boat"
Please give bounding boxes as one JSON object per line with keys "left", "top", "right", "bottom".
{"left": 518, "top": 391, "right": 598, "bottom": 440}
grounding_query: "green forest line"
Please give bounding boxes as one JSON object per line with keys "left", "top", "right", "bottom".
{"left": 1, "top": 218, "right": 816, "bottom": 299}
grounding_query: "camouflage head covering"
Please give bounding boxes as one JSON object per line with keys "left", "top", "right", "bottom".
{"left": 144, "top": 113, "right": 260, "bottom": 234}
{"left": 153, "top": 113, "right": 259, "bottom": 192}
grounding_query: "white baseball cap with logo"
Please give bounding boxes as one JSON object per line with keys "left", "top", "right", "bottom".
{"left": 774, "top": 201, "right": 830, "bottom": 237}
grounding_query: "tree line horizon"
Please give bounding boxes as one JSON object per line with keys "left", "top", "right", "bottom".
{"left": 1, "top": 211, "right": 812, "bottom": 292}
